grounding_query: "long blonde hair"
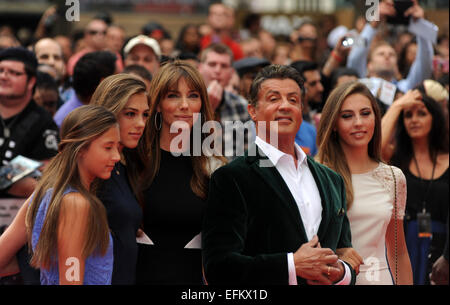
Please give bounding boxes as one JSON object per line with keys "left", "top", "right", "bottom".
{"left": 142, "top": 60, "right": 226, "bottom": 200}
{"left": 91, "top": 73, "right": 149, "bottom": 205}
{"left": 26, "top": 105, "right": 116, "bottom": 269}
{"left": 317, "top": 81, "right": 382, "bottom": 210}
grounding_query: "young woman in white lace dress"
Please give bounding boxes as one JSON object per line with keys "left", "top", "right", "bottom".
{"left": 317, "top": 81, "right": 413, "bottom": 285}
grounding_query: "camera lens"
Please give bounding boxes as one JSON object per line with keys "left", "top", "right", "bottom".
{"left": 342, "top": 37, "right": 354, "bottom": 47}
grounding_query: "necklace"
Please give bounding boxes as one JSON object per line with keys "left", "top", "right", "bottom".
{"left": 0, "top": 115, "right": 20, "bottom": 138}
{"left": 412, "top": 153, "right": 437, "bottom": 213}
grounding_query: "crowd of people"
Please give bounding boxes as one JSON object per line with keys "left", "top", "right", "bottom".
{"left": 0, "top": 0, "right": 448, "bottom": 286}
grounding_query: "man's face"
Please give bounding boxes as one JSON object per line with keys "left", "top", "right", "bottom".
{"left": 303, "top": 69, "right": 323, "bottom": 105}
{"left": 239, "top": 67, "right": 263, "bottom": 100}
{"left": 84, "top": 20, "right": 108, "bottom": 51}
{"left": 198, "top": 51, "right": 233, "bottom": 87}
{"left": 241, "top": 39, "right": 263, "bottom": 58}
{"left": 368, "top": 45, "right": 397, "bottom": 78}
{"left": 106, "top": 26, "right": 125, "bottom": 54}
{"left": 124, "top": 44, "right": 160, "bottom": 75}
{"left": 0, "top": 60, "right": 34, "bottom": 100}
{"left": 296, "top": 24, "right": 317, "bottom": 49}
{"left": 35, "top": 39, "right": 66, "bottom": 81}
{"left": 208, "top": 4, "right": 228, "bottom": 31}
{"left": 248, "top": 78, "right": 303, "bottom": 140}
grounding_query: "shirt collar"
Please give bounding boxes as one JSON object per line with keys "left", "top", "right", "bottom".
{"left": 255, "top": 136, "right": 307, "bottom": 167}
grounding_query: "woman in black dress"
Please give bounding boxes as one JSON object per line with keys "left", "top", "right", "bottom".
{"left": 136, "top": 60, "right": 226, "bottom": 284}
{"left": 382, "top": 80, "right": 449, "bottom": 284}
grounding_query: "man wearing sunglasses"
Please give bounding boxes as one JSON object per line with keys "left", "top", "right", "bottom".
{"left": 67, "top": 18, "right": 123, "bottom": 76}
{"left": 290, "top": 17, "right": 318, "bottom": 63}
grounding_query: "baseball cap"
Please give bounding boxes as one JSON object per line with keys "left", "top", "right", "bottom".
{"left": 123, "top": 35, "right": 161, "bottom": 60}
{"left": 233, "top": 57, "right": 270, "bottom": 77}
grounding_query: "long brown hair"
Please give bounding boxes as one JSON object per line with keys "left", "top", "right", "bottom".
{"left": 317, "top": 81, "right": 382, "bottom": 210}
{"left": 25, "top": 105, "right": 116, "bottom": 269}
{"left": 142, "top": 60, "right": 226, "bottom": 200}
{"left": 91, "top": 73, "right": 149, "bottom": 204}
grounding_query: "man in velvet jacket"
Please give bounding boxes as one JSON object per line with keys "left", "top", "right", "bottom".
{"left": 202, "top": 65, "right": 357, "bottom": 285}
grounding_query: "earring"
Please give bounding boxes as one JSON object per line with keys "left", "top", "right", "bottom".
{"left": 154, "top": 112, "right": 162, "bottom": 131}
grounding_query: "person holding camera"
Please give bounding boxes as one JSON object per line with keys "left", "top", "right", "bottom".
{"left": 347, "top": 0, "right": 434, "bottom": 93}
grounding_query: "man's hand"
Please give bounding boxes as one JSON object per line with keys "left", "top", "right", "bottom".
{"left": 336, "top": 247, "right": 364, "bottom": 275}
{"left": 207, "top": 80, "right": 224, "bottom": 112}
{"left": 405, "top": 0, "right": 425, "bottom": 21}
{"left": 334, "top": 36, "right": 352, "bottom": 59}
{"left": 371, "top": 0, "right": 396, "bottom": 28}
{"left": 293, "top": 235, "right": 340, "bottom": 285}
{"left": 430, "top": 255, "right": 449, "bottom": 285}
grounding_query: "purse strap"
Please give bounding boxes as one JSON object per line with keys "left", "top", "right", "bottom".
{"left": 389, "top": 165, "right": 398, "bottom": 285}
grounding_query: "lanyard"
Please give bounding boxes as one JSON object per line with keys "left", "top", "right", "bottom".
{"left": 412, "top": 154, "right": 437, "bottom": 214}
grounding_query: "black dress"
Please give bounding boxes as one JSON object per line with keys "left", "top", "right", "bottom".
{"left": 136, "top": 149, "right": 205, "bottom": 284}
{"left": 98, "top": 162, "right": 143, "bottom": 285}
{"left": 404, "top": 167, "right": 449, "bottom": 285}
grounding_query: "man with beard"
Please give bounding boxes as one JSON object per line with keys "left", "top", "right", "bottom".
{"left": 0, "top": 47, "right": 59, "bottom": 198}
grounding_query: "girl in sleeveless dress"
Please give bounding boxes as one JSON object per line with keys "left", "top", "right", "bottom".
{"left": 317, "top": 81, "right": 413, "bottom": 285}
{"left": 25, "top": 105, "right": 120, "bottom": 284}
{"left": 0, "top": 75, "right": 150, "bottom": 285}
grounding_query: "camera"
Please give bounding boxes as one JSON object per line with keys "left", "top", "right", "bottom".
{"left": 341, "top": 36, "right": 354, "bottom": 48}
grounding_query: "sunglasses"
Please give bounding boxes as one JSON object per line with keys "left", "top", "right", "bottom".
{"left": 298, "top": 36, "right": 317, "bottom": 43}
{"left": 87, "top": 30, "right": 107, "bottom": 36}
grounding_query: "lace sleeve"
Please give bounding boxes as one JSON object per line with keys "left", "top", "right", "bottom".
{"left": 391, "top": 166, "right": 407, "bottom": 220}
{"left": 372, "top": 163, "right": 406, "bottom": 220}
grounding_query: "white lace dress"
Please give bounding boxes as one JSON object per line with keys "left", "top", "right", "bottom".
{"left": 348, "top": 162, "right": 406, "bottom": 285}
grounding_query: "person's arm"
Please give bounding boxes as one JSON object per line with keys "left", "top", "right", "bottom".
{"left": 346, "top": 23, "right": 377, "bottom": 78}
{"left": 430, "top": 214, "right": 449, "bottom": 285}
{"left": 381, "top": 89, "right": 422, "bottom": 161}
{"left": 0, "top": 198, "right": 30, "bottom": 272}
{"left": 202, "top": 168, "right": 290, "bottom": 284}
{"left": 33, "top": 5, "right": 57, "bottom": 40}
{"left": 202, "top": 167, "right": 343, "bottom": 285}
{"left": 385, "top": 169, "right": 413, "bottom": 285}
{"left": 346, "top": 0, "right": 395, "bottom": 77}
{"left": 385, "top": 218, "right": 413, "bottom": 284}
{"left": 57, "top": 193, "right": 90, "bottom": 285}
{"left": 6, "top": 177, "right": 37, "bottom": 198}
{"left": 322, "top": 36, "right": 352, "bottom": 78}
{"left": 397, "top": 2, "right": 434, "bottom": 92}
{"left": 397, "top": 36, "right": 433, "bottom": 93}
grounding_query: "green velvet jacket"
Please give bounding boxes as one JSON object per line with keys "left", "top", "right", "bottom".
{"left": 202, "top": 145, "right": 356, "bottom": 285}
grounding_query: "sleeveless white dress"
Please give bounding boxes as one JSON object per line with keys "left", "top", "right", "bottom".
{"left": 348, "top": 162, "right": 406, "bottom": 285}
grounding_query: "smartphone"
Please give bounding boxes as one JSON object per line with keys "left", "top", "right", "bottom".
{"left": 386, "top": 0, "right": 414, "bottom": 25}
